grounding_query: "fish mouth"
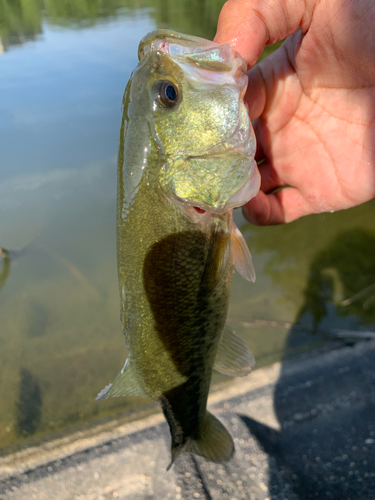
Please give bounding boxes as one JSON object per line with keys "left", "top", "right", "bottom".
{"left": 162, "top": 135, "right": 259, "bottom": 216}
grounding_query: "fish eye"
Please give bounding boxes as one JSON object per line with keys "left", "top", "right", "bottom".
{"left": 157, "top": 81, "right": 180, "bottom": 108}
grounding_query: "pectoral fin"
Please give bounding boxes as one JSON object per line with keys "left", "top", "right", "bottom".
{"left": 232, "top": 223, "right": 256, "bottom": 282}
{"left": 95, "top": 359, "right": 146, "bottom": 400}
{"left": 200, "top": 222, "right": 231, "bottom": 292}
{"left": 214, "top": 326, "right": 255, "bottom": 377}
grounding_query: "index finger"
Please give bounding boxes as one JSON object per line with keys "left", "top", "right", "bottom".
{"left": 214, "top": 0, "right": 310, "bottom": 66}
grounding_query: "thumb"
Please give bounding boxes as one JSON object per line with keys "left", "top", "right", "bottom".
{"left": 214, "top": 0, "right": 312, "bottom": 66}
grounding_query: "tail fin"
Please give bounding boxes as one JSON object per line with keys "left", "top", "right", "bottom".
{"left": 168, "top": 411, "right": 234, "bottom": 469}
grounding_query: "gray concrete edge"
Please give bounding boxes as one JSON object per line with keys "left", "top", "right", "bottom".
{"left": 0, "top": 340, "right": 371, "bottom": 482}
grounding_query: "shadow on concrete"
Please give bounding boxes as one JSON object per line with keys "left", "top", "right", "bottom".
{"left": 241, "top": 229, "right": 375, "bottom": 500}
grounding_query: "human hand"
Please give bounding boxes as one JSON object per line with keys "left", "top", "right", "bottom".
{"left": 215, "top": 0, "right": 375, "bottom": 224}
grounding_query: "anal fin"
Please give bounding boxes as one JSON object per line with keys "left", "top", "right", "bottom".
{"left": 95, "top": 359, "right": 146, "bottom": 400}
{"left": 214, "top": 325, "right": 255, "bottom": 377}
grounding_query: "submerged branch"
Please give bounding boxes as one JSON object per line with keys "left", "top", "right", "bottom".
{"left": 0, "top": 248, "right": 11, "bottom": 292}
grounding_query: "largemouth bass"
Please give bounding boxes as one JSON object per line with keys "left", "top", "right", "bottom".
{"left": 97, "top": 30, "right": 260, "bottom": 467}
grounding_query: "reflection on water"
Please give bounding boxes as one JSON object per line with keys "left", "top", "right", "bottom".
{"left": 229, "top": 202, "right": 375, "bottom": 366}
{"left": 0, "top": 0, "right": 43, "bottom": 49}
{"left": 0, "top": 0, "right": 224, "bottom": 52}
{"left": 0, "top": 0, "right": 374, "bottom": 457}
{"left": 0, "top": 0, "right": 145, "bottom": 50}
{"left": 297, "top": 229, "right": 375, "bottom": 333}
{"left": 0, "top": 0, "right": 278, "bottom": 55}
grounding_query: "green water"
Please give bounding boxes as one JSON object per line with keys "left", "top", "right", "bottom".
{"left": 1, "top": 0, "right": 374, "bottom": 452}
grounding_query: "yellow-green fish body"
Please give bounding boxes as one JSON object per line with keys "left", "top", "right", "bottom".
{"left": 97, "top": 30, "right": 259, "bottom": 466}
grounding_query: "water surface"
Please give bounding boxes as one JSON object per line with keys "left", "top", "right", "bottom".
{"left": 1, "top": 0, "right": 374, "bottom": 452}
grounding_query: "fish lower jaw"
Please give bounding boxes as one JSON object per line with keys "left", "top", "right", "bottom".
{"left": 170, "top": 163, "right": 260, "bottom": 221}
{"left": 224, "top": 160, "right": 261, "bottom": 210}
